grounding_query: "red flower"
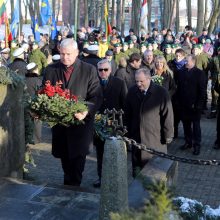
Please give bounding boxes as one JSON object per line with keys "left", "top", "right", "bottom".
{"left": 72, "top": 95, "right": 78, "bottom": 102}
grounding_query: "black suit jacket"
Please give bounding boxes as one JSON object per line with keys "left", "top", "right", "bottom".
{"left": 43, "top": 58, "right": 102, "bottom": 158}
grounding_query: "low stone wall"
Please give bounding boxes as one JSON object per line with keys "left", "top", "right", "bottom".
{"left": 0, "top": 84, "right": 25, "bottom": 178}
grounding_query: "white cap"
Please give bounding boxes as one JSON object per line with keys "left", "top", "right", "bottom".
{"left": 87, "top": 44, "right": 99, "bottom": 51}
{"left": 26, "top": 62, "right": 37, "bottom": 71}
{"left": 13, "top": 47, "right": 24, "bottom": 57}
{"left": 1, "top": 48, "right": 10, "bottom": 53}
{"left": 52, "top": 54, "right": 60, "bottom": 61}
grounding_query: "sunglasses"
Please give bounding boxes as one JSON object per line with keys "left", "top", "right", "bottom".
{"left": 98, "top": 68, "right": 109, "bottom": 72}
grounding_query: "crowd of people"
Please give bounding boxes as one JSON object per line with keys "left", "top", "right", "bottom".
{"left": 1, "top": 24, "right": 220, "bottom": 188}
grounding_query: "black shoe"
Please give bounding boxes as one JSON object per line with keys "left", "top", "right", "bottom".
{"left": 180, "top": 143, "right": 192, "bottom": 150}
{"left": 207, "top": 112, "right": 216, "bottom": 119}
{"left": 93, "top": 178, "right": 101, "bottom": 188}
{"left": 193, "top": 146, "right": 200, "bottom": 155}
{"left": 213, "top": 144, "right": 220, "bottom": 149}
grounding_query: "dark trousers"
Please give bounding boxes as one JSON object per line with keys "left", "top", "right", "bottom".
{"left": 216, "top": 111, "right": 220, "bottom": 144}
{"left": 131, "top": 145, "right": 142, "bottom": 177}
{"left": 94, "top": 137, "right": 105, "bottom": 178}
{"left": 182, "top": 118, "right": 201, "bottom": 148}
{"left": 61, "top": 155, "right": 86, "bottom": 186}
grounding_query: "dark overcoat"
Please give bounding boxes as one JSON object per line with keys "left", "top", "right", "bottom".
{"left": 125, "top": 82, "right": 174, "bottom": 153}
{"left": 114, "top": 64, "right": 137, "bottom": 89}
{"left": 8, "top": 58, "right": 27, "bottom": 76}
{"left": 43, "top": 58, "right": 102, "bottom": 159}
{"left": 176, "top": 66, "right": 206, "bottom": 120}
{"left": 99, "top": 75, "right": 127, "bottom": 113}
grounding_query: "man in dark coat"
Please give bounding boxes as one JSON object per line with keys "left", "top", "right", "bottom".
{"left": 8, "top": 47, "right": 27, "bottom": 77}
{"left": 115, "top": 53, "right": 142, "bottom": 89}
{"left": 80, "top": 44, "right": 102, "bottom": 67}
{"left": 177, "top": 55, "right": 206, "bottom": 155}
{"left": 93, "top": 59, "right": 127, "bottom": 187}
{"left": 43, "top": 38, "right": 102, "bottom": 186}
{"left": 125, "top": 68, "right": 174, "bottom": 177}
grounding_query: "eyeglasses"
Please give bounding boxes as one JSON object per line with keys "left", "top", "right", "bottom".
{"left": 98, "top": 68, "right": 109, "bottom": 72}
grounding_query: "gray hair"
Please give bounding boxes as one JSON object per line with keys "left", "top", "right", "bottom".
{"left": 143, "top": 49, "right": 153, "bottom": 58}
{"left": 135, "top": 68, "right": 151, "bottom": 77}
{"left": 186, "top": 54, "right": 196, "bottom": 62}
{"left": 60, "top": 38, "right": 78, "bottom": 49}
{"left": 97, "top": 59, "right": 112, "bottom": 69}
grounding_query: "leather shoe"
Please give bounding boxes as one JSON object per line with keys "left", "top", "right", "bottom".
{"left": 193, "top": 147, "right": 200, "bottom": 155}
{"left": 180, "top": 143, "right": 192, "bottom": 150}
{"left": 93, "top": 178, "right": 101, "bottom": 188}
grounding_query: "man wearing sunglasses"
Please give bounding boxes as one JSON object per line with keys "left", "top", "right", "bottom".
{"left": 93, "top": 59, "right": 127, "bottom": 188}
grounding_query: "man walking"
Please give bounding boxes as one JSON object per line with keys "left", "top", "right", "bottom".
{"left": 125, "top": 68, "right": 173, "bottom": 177}
{"left": 43, "top": 38, "right": 102, "bottom": 186}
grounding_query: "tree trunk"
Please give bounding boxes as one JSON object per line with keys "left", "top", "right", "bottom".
{"left": 23, "top": 0, "right": 28, "bottom": 23}
{"left": 84, "top": 0, "right": 89, "bottom": 27}
{"left": 111, "top": 0, "right": 115, "bottom": 26}
{"left": 69, "top": 0, "right": 74, "bottom": 25}
{"left": 116, "top": 0, "right": 121, "bottom": 31}
{"left": 208, "top": 0, "right": 220, "bottom": 35}
{"left": 100, "top": 0, "right": 105, "bottom": 29}
{"left": 204, "top": 0, "right": 208, "bottom": 28}
{"left": 57, "top": 0, "right": 61, "bottom": 21}
{"left": 167, "top": 0, "right": 176, "bottom": 29}
{"left": 131, "top": 0, "right": 141, "bottom": 35}
{"left": 120, "top": 0, "right": 125, "bottom": 37}
{"left": 19, "top": 0, "right": 22, "bottom": 36}
{"left": 52, "top": 0, "right": 56, "bottom": 15}
{"left": 77, "top": 0, "right": 80, "bottom": 28}
{"left": 175, "top": 0, "right": 180, "bottom": 34}
{"left": 186, "top": 0, "right": 192, "bottom": 27}
{"left": 148, "top": 0, "right": 152, "bottom": 33}
{"left": 197, "top": 0, "right": 204, "bottom": 35}
{"left": 10, "top": 0, "right": 14, "bottom": 19}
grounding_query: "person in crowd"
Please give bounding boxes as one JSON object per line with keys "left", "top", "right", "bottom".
{"left": 25, "top": 62, "right": 42, "bottom": 144}
{"left": 140, "top": 42, "right": 147, "bottom": 56}
{"left": 98, "top": 36, "right": 109, "bottom": 58}
{"left": 213, "top": 32, "right": 220, "bottom": 56}
{"left": 198, "top": 28, "right": 212, "bottom": 44}
{"left": 10, "top": 40, "right": 19, "bottom": 62}
{"left": 169, "top": 48, "right": 187, "bottom": 138}
{"left": 42, "top": 38, "right": 102, "bottom": 186}
{"left": 177, "top": 55, "right": 206, "bottom": 155}
{"left": 93, "top": 59, "right": 127, "bottom": 188}
{"left": 208, "top": 47, "right": 220, "bottom": 119}
{"left": 148, "top": 28, "right": 160, "bottom": 44}
{"left": 113, "top": 43, "right": 129, "bottom": 66}
{"left": 110, "top": 26, "right": 123, "bottom": 44}
{"left": 121, "top": 42, "right": 129, "bottom": 56}
{"left": 203, "top": 39, "right": 214, "bottom": 58}
{"left": 213, "top": 62, "right": 220, "bottom": 149}
{"left": 81, "top": 44, "right": 102, "bottom": 67}
{"left": 115, "top": 53, "right": 142, "bottom": 89}
{"left": 28, "top": 41, "right": 48, "bottom": 75}
{"left": 124, "top": 28, "right": 140, "bottom": 44}
{"left": 125, "top": 68, "right": 173, "bottom": 177}
{"left": 151, "top": 55, "right": 176, "bottom": 97}
{"left": 1, "top": 48, "right": 11, "bottom": 67}
{"left": 152, "top": 41, "right": 163, "bottom": 56}
{"left": 8, "top": 47, "right": 27, "bottom": 77}
{"left": 105, "top": 50, "right": 117, "bottom": 75}
{"left": 127, "top": 40, "right": 140, "bottom": 56}
{"left": 142, "top": 49, "right": 155, "bottom": 72}
{"left": 163, "top": 44, "right": 174, "bottom": 64}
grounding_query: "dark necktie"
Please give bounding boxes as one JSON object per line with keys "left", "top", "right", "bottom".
{"left": 64, "top": 65, "right": 74, "bottom": 82}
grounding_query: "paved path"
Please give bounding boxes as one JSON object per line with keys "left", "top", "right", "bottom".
{"left": 26, "top": 114, "right": 220, "bottom": 208}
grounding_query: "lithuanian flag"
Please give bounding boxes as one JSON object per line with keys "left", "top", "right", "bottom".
{"left": 104, "top": 4, "right": 112, "bottom": 38}
{"left": 5, "top": 16, "right": 13, "bottom": 47}
{"left": 0, "top": 0, "right": 6, "bottom": 25}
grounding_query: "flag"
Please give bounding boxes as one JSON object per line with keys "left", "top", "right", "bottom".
{"left": 5, "top": 16, "right": 13, "bottom": 47}
{"left": 10, "top": 0, "right": 20, "bottom": 38}
{"left": 104, "top": 4, "right": 112, "bottom": 40}
{"left": 40, "top": 0, "right": 52, "bottom": 26}
{"left": 31, "top": 17, "right": 40, "bottom": 42}
{"left": 140, "top": 0, "right": 148, "bottom": 34}
{"left": 0, "top": 0, "right": 6, "bottom": 25}
{"left": 50, "top": 15, "right": 57, "bottom": 40}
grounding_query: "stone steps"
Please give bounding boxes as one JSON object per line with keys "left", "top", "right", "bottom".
{"left": 0, "top": 178, "right": 99, "bottom": 220}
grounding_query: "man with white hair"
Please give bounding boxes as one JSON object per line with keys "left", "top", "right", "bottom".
{"left": 43, "top": 38, "right": 102, "bottom": 186}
